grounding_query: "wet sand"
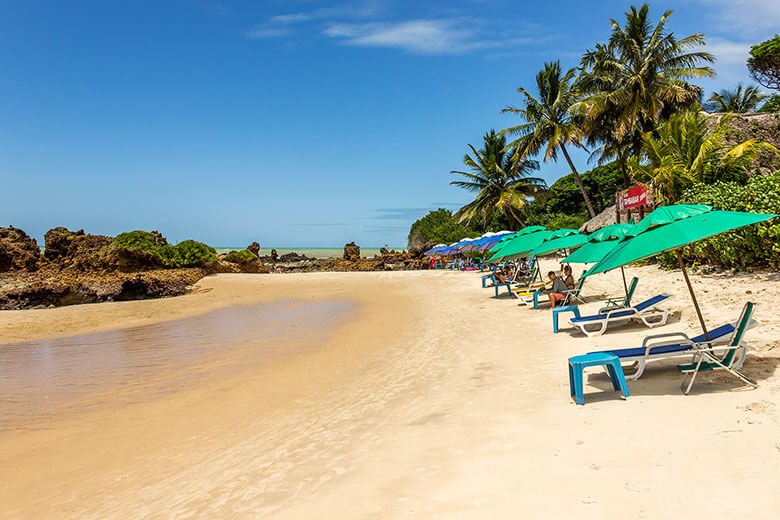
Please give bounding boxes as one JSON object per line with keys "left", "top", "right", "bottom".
{"left": 1, "top": 268, "right": 779, "bottom": 518}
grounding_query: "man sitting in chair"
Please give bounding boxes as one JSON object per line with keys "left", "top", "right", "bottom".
{"left": 540, "top": 271, "right": 569, "bottom": 308}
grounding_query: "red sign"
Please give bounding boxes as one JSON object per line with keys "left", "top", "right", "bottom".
{"left": 617, "top": 185, "right": 649, "bottom": 210}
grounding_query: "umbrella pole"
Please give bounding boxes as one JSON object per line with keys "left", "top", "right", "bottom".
{"left": 676, "top": 250, "right": 710, "bottom": 341}
{"left": 620, "top": 266, "right": 628, "bottom": 295}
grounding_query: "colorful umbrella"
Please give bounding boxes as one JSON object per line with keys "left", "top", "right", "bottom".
{"left": 562, "top": 224, "right": 636, "bottom": 264}
{"left": 489, "top": 228, "right": 552, "bottom": 261}
{"left": 528, "top": 228, "right": 588, "bottom": 257}
{"left": 587, "top": 204, "right": 777, "bottom": 338}
{"left": 488, "top": 226, "right": 545, "bottom": 254}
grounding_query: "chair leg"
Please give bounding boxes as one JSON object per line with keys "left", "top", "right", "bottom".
{"left": 611, "top": 361, "right": 630, "bottom": 399}
{"left": 574, "top": 366, "right": 584, "bottom": 405}
{"left": 606, "top": 364, "right": 621, "bottom": 391}
{"left": 568, "top": 364, "right": 575, "bottom": 397}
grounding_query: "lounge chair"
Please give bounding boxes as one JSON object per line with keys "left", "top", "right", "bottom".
{"left": 562, "top": 276, "right": 587, "bottom": 306}
{"left": 569, "top": 294, "right": 672, "bottom": 337}
{"left": 591, "top": 323, "right": 735, "bottom": 381}
{"left": 525, "top": 277, "right": 588, "bottom": 309}
{"left": 599, "top": 276, "right": 638, "bottom": 313}
{"left": 481, "top": 268, "right": 499, "bottom": 288}
{"left": 677, "top": 302, "right": 757, "bottom": 394}
{"left": 489, "top": 275, "right": 513, "bottom": 298}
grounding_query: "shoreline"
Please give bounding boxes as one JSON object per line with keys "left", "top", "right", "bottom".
{"left": 1, "top": 268, "right": 779, "bottom": 517}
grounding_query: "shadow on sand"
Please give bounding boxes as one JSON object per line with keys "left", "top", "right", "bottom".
{"left": 582, "top": 354, "right": 780, "bottom": 398}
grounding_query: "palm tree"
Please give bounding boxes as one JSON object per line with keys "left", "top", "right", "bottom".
{"left": 705, "top": 84, "right": 767, "bottom": 113}
{"left": 628, "top": 111, "right": 779, "bottom": 203}
{"left": 500, "top": 61, "right": 597, "bottom": 217}
{"left": 576, "top": 4, "right": 715, "bottom": 165}
{"left": 450, "top": 130, "right": 547, "bottom": 229}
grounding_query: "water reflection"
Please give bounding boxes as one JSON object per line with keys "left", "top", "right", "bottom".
{"left": 0, "top": 299, "right": 354, "bottom": 430}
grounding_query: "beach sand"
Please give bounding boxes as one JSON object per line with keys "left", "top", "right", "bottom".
{"left": 1, "top": 264, "right": 779, "bottom": 518}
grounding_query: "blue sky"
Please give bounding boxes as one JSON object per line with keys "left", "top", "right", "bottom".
{"left": 2, "top": 1, "right": 778, "bottom": 247}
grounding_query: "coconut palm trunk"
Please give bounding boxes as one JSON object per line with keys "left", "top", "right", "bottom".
{"left": 506, "top": 205, "right": 526, "bottom": 228}
{"left": 560, "top": 144, "right": 596, "bottom": 217}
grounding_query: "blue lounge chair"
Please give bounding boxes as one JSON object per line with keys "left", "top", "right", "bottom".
{"left": 569, "top": 294, "right": 672, "bottom": 337}
{"left": 591, "top": 323, "right": 735, "bottom": 380}
{"left": 677, "top": 302, "right": 757, "bottom": 394}
{"left": 599, "top": 276, "right": 639, "bottom": 313}
{"left": 489, "top": 274, "right": 513, "bottom": 298}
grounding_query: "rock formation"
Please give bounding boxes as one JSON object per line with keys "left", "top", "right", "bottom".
{"left": 0, "top": 227, "right": 41, "bottom": 272}
{"left": 343, "top": 242, "right": 361, "bottom": 261}
{"left": 247, "top": 241, "right": 260, "bottom": 257}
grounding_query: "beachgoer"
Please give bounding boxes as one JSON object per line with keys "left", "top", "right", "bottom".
{"left": 270, "top": 249, "right": 279, "bottom": 263}
{"left": 540, "top": 271, "right": 569, "bottom": 308}
{"left": 563, "top": 265, "right": 575, "bottom": 289}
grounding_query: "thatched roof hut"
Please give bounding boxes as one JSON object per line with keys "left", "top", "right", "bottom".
{"left": 579, "top": 204, "right": 618, "bottom": 233}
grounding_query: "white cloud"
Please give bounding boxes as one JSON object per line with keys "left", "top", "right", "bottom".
{"left": 247, "top": 26, "right": 289, "bottom": 39}
{"left": 707, "top": 37, "right": 751, "bottom": 66}
{"left": 693, "top": 0, "right": 780, "bottom": 34}
{"left": 323, "top": 19, "right": 505, "bottom": 55}
{"left": 269, "top": 13, "right": 312, "bottom": 24}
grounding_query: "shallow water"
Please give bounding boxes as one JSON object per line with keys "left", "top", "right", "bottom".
{"left": 0, "top": 299, "right": 355, "bottom": 430}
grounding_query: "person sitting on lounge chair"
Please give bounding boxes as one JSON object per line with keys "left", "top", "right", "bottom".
{"left": 563, "top": 265, "right": 575, "bottom": 289}
{"left": 540, "top": 271, "right": 569, "bottom": 308}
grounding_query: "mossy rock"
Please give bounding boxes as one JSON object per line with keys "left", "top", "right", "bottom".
{"left": 223, "top": 249, "right": 257, "bottom": 264}
{"left": 113, "top": 231, "right": 215, "bottom": 269}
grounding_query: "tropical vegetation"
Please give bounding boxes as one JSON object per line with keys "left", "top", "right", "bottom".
{"left": 450, "top": 130, "right": 546, "bottom": 228}
{"left": 575, "top": 4, "right": 714, "bottom": 165}
{"left": 114, "top": 230, "right": 217, "bottom": 268}
{"left": 501, "top": 61, "right": 595, "bottom": 217}
{"left": 748, "top": 35, "right": 780, "bottom": 91}
{"left": 705, "top": 84, "right": 767, "bottom": 113}
{"left": 661, "top": 171, "right": 780, "bottom": 269}
{"left": 628, "top": 112, "right": 779, "bottom": 203}
{"left": 409, "top": 4, "right": 780, "bottom": 269}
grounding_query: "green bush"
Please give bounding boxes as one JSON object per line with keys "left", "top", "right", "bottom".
{"left": 114, "top": 230, "right": 167, "bottom": 251}
{"left": 407, "top": 209, "right": 480, "bottom": 252}
{"left": 526, "top": 212, "right": 587, "bottom": 230}
{"left": 760, "top": 94, "right": 780, "bottom": 112}
{"left": 113, "top": 231, "right": 215, "bottom": 268}
{"left": 531, "top": 162, "right": 630, "bottom": 217}
{"left": 666, "top": 171, "right": 780, "bottom": 269}
{"left": 223, "top": 249, "right": 257, "bottom": 264}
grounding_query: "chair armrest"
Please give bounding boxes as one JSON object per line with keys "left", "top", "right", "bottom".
{"left": 641, "top": 332, "right": 693, "bottom": 349}
{"left": 689, "top": 339, "right": 736, "bottom": 352}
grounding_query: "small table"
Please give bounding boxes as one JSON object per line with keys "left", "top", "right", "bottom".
{"left": 568, "top": 352, "right": 630, "bottom": 406}
{"left": 552, "top": 305, "right": 581, "bottom": 333}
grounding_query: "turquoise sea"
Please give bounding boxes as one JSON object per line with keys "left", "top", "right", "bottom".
{"left": 214, "top": 247, "right": 404, "bottom": 259}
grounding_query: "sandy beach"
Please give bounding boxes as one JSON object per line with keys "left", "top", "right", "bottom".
{"left": 1, "top": 265, "right": 779, "bottom": 518}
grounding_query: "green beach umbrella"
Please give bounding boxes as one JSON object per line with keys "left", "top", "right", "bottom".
{"left": 528, "top": 228, "right": 588, "bottom": 257}
{"left": 563, "top": 223, "right": 637, "bottom": 293}
{"left": 563, "top": 223, "right": 637, "bottom": 264}
{"left": 487, "top": 225, "right": 545, "bottom": 254}
{"left": 490, "top": 228, "right": 552, "bottom": 261}
{"left": 587, "top": 204, "right": 777, "bottom": 338}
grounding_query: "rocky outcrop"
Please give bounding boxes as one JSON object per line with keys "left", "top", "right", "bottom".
{"left": 43, "top": 227, "right": 84, "bottom": 261}
{"left": 705, "top": 111, "right": 780, "bottom": 174}
{"left": 0, "top": 225, "right": 428, "bottom": 309}
{"left": 343, "top": 242, "right": 361, "bottom": 261}
{"left": 0, "top": 267, "right": 206, "bottom": 310}
{"left": 0, "top": 227, "right": 41, "bottom": 272}
{"left": 217, "top": 248, "right": 269, "bottom": 274}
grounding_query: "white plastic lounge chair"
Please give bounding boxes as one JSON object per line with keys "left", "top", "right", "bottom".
{"left": 591, "top": 322, "right": 736, "bottom": 381}
{"left": 569, "top": 294, "right": 672, "bottom": 337}
{"left": 677, "top": 302, "right": 757, "bottom": 394}
{"left": 599, "top": 276, "right": 638, "bottom": 313}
